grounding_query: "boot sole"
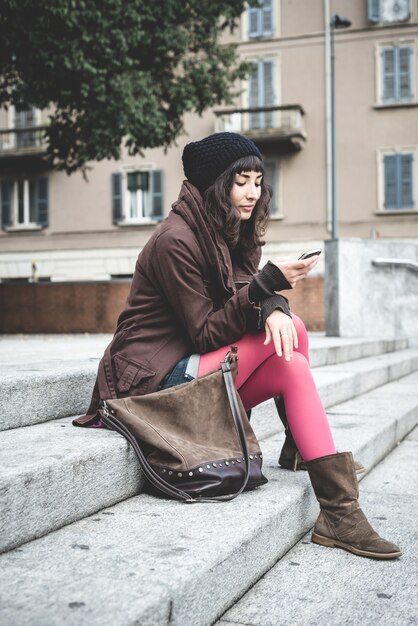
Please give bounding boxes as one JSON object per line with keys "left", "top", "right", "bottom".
{"left": 312, "top": 532, "right": 402, "bottom": 560}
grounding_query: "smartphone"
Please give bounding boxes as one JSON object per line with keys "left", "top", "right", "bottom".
{"left": 298, "top": 249, "right": 322, "bottom": 260}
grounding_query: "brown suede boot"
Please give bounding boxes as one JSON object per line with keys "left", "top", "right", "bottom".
{"left": 274, "top": 396, "right": 301, "bottom": 470}
{"left": 274, "top": 397, "right": 365, "bottom": 474}
{"left": 279, "top": 432, "right": 304, "bottom": 471}
{"left": 305, "top": 451, "right": 401, "bottom": 559}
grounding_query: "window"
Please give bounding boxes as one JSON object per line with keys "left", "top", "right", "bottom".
{"left": 112, "top": 170, "right": 163, "bottom": 224}
{"left": 380, "top": 44, "right": 413, "bottom": 104}
{"left": 381, "top": 151, "right": 415, "bottom": 210}
{"left": 248, "top": 0, "right": 274, "bottom": 39}
{"left": 368, "top": 0, "right": 411, "bottom": 24}
{"left": 14, "top": 107, "right": 38, "bottom": 148}
{"left": 264, "top": 160, "right": 280, "bottom": 216}
{"left": 248, "top": 60, "right": 276, "bottom": 129}
{"left": 1, "top": 177, "right": 48, "bottom": 229}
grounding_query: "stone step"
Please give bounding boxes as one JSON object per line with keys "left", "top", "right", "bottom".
{"left": 0, "top": 336, "right": 408, "bottom": 431}
{"left": 1, "top": 345, "right": 417, "bottom": 556}
{"left": 248, "top": 347, "right": 418, "bottom": 442}
{"left": 0, "top": 372, "right": 417, "bottom": 626}
{"left": 216, "top": 426, "right": 418, "bottom": 626}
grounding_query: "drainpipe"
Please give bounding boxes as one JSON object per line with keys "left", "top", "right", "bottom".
{"left": 324, "top": 0, "right": 332, "bottom": 233}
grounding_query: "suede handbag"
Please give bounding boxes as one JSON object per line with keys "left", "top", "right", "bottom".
{"left": 100, "top": 348, "right": 268, "bottom": 502}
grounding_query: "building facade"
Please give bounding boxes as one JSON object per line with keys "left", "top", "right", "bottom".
{"left": 1, "top": 0, "right": 418, "bottom": 282}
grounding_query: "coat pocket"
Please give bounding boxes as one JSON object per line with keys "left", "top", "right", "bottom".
{"left": 113, "top": 355, "right": 156, "bottom": 394}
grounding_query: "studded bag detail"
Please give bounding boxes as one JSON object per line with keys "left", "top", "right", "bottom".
{"left": 100, "top": 348, "right": 268, "bottom": 502}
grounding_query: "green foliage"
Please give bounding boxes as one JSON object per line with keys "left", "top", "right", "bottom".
{"left": 0, "top": 0, "right": 254, "bottom": 173}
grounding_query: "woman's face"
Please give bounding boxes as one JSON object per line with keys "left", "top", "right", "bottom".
{"left": 229, "top": 170, "right": 263, "bottom": 221}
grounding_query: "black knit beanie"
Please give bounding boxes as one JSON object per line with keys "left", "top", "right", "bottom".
{"left": 182, "top": 132, "right": 262, "bottom": 193}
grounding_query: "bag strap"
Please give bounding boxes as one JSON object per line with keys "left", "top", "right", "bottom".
{"left": 100, "top": 352, "right": 251, "bottom": 503}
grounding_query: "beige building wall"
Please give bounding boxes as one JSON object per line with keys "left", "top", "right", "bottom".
{"left": 1, "top": 0, "right": 418, "bottom": 281}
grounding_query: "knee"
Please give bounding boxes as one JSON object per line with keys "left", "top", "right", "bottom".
{"left": 286, "top": 350, "right": 309, "bottom": 371}
{"left": 271, "top": 350, "right": 309, "bottom": 375}
{"left": 291, "top": 314, "right": 308, "bottom": 342}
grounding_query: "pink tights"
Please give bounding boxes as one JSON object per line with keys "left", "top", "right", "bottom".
{"left": 197, "top": 315, "right": 336, "bottom": 461}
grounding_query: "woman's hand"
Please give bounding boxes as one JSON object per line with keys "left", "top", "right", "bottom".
{"left": 264, "top": 310, "right": 298, "bottom": 360}
{"left": 271, "top": 256, "right": 318, "bottom": 288}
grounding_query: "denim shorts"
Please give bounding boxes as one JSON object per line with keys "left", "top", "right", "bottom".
{"left": 159, "top": 355, "right": 199, "bottom": 390}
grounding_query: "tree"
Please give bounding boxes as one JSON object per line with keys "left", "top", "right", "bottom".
{"left": 0, "top": 0, "right": 253, "bottom": 173}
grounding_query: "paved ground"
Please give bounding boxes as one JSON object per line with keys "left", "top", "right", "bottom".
{"left": 217, "top": 426, "right": 418, "bottom": 626}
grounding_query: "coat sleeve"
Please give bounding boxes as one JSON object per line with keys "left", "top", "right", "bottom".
{"left": 150, "top": 228, "right": 258, "bottom": 353}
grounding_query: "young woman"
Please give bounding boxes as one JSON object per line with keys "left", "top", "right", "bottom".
{"left": 74, "top": 132, "right": 400, "bottom": 560}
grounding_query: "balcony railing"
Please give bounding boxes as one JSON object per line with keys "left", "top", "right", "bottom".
{"left": 0, "top": 126, "right": 47, "bottom": 156}
{"left": 372, "top": 258, "right": 418, "bottom": 274}
{"left": 214, "top": 105, "right": 306, "bottom": 149}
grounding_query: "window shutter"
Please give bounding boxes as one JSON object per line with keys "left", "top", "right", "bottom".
{"left": 249, "top": 62, "right": 260, "bottom": 129}
{"left": 151, "top": 170, "right": 164, "bottom": 219}
{"left": 36, "top": 177, "right": 49, "bottom": 226}
{"left": 368, "top": 0, "right": 380, "bottom": 22}
{"left": 112, "top": 173, "right": 123, "bottom": 224}
{"left": 249, "top": 62, "right": 260, "bottom": 107}
{"left": 248, "top": 7, "right": 260, "bottom": 38}
{"left": 400, "top": 154, "right": 413, "bottom": 208}
{"left": 1, "top": 181, "right": 12, "bottom": 228}
{"left": 263, "top": 61, "right": 275, "bottom": 106}
{"left": 262, "top": 0, "right": 273, "bottom": 36}
{"left": 29, "top": 180, "right": 36, "bottom": 223}
{"left": 263, "top": 61, "right": 275, "bottom": 127}
{"left": 382, "top": 47, "right": 396, "bottom": 102}
{"left": 383, "top": 155, "right": 397, "bottom": 209}
{"left": 264, "top": 160, "right": 278, "bottom": 215}
{"left": 17, "top": 180, "right": 24, "bottom": 223}
{"left": 399, "top": 47, "right": 412, "bottom": 100}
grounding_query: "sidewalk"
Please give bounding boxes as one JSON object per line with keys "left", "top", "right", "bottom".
{"left": 217, "top": 427, "right": 418, "bottom": 626}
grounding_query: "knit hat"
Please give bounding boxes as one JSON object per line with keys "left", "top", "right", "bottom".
{"left": 182, "top": 132, "right": 262, "bottom": 193}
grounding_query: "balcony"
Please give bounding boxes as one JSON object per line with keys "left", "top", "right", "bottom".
{"left": 214, "top": 105, "right": 306, "bottom": 151}
{"left": 0, "top": 126, "right": 48, "bottom": 168}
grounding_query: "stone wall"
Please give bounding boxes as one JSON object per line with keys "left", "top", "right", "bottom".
{"left": 286, "top": 276, "right": 324, "bottom": 331}
{"left": 0, "top": 277, "right": 324, "bottom": 334}
{"left": 0, "top": 281, "right": 130, "bottom": 334}
{"left": 325, "top": 238, "right": 418, "bottom": 345}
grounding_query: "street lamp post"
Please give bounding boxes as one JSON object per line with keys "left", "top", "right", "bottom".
{"left": 329, "top": 13, "right": 351, "bottom": 240}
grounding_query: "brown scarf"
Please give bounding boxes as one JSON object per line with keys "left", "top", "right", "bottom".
{"left": 172, "top": 181, "right": 237, "bottom": 303}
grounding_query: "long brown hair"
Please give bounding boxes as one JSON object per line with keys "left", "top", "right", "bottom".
{"left": 203, "top": 155, "right": 271, "bottom": 257}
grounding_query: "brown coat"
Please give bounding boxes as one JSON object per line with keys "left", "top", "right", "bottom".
{"left": 75, "top": 182, "right": 261, "bottom": 424}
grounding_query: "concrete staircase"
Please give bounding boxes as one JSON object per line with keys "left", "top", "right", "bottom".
{"left": 1, "top": 334, "right": 418, "bottom": 625}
